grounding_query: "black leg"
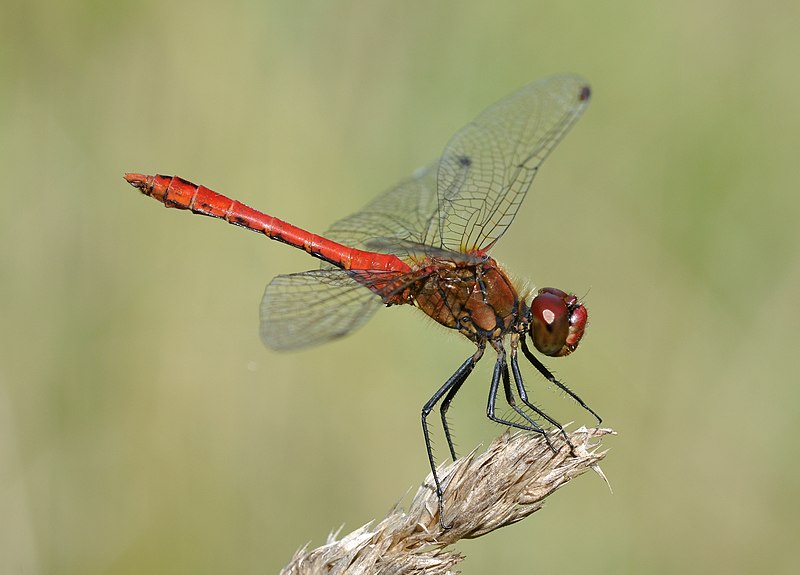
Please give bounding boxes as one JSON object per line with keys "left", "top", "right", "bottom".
{"left": 439, "top": 370, "right": 469, "bottom": 462}
{"left": 486, "top": 351, "right": 549, "bottom": 439}
{"left": 521, "top": 336, "right": 602, "bottom": 424}
{"left": 510, "top": 347, "right": 569, "bottom": 452}
{"left": 501, "top": 359, "right": 558, "bottom": 452}
{"left": 422, "top": 345, "right": 484, "bottom": 529}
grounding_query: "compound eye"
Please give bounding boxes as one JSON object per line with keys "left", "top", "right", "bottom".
{"left": 529, "top": 290, "right": 570, "bottom": 356}
{"left": 529, "top": 288, "right": 587, "bottom": 357}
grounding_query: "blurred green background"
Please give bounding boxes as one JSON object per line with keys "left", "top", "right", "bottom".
{"left": 2, "top": 1, "right": 799, "bottom": 573}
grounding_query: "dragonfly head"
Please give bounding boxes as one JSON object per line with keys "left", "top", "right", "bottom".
{"left": 527, "top": 287, "right": 587, "bottom": 357}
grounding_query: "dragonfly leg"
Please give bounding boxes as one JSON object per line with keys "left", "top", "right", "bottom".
{"left": 486, "top": 348, "right": 550, "bottom": 443}
{"left": 421, "top": 344, "right": 484, "bottom": 530}
{"left": 438, "top": 359, "right": 476, "bottom": 462}
{"left": 498, "top": 355, "right": 556, "bottom": 450}
{"left": 521, "top": 336, "right": 602, "bottom": 424}
{"left": 510, "top": 346, "right": 569, "bottom": 452}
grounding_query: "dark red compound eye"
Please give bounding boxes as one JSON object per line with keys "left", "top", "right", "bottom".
{"left": 529, "top": 287, "right": 588, "bottom": 357}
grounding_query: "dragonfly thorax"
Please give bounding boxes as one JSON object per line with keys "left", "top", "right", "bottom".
{"left": 411, "top": 259, "right": 521, "bottom": 343}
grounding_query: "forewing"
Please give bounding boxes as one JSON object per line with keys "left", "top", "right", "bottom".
{"left": 321, "top": 163, "right": 440, "bottom": 263}
{"left": 318, "top": 75, "right": 589, "bottom": 261}
{"left": 434, "top": 75, "right": 590, "bottom": 252}
{"left": 260, "top": 269, "right": 384, "bottom": 351}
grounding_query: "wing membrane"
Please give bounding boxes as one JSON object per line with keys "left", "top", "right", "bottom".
{"left": 321, "top": 76, "right": 589, "bottom": 257}
{"left": 322, "top": 164, "right": 440, "bottom": 262}
{"left": 260, "top": 269, "right": 384, "bottom": 350}
{"left": 434, "top": 75, "right": 590, "bottom": 252}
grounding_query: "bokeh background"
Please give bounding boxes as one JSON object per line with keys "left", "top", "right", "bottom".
{"left": 2, "top": 1, "right": 799, "bottom": 573}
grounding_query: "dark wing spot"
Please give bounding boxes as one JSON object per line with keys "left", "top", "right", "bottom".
{"left": 457, "top": 155, "right": 472, "bottom": 167}
{"left": 579, "top": 85, "right": 591, "bottom": 102}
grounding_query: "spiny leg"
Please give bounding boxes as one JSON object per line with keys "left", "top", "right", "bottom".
{"left": 500, "top": 358, "right": 556, "bottom": 452}
{"left": 510, "top": 345, "right": 570, "bottom": 451}
{"left": 521, "top": 336, "right": 602, "bottom": 424}
{"left": 486, "top": 349, "right": 550, "bottom": 439}
{"left": 439, "top": 367, "right": 470, "bottom": 462}
{"left": 422, "top": 344, "right": 484, "bottom": 529}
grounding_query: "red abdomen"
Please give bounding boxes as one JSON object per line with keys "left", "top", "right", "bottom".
{"left": 125, "top": 173, "right": 410, "bottom": 274}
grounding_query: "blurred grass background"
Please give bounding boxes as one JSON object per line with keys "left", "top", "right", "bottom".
{"left": 2, "top": 0, "right": 799, "bottom": 573}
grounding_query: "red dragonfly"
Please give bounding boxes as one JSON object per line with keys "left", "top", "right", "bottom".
{"left": 125, "top": 74, "right": 600, "bottom": 528}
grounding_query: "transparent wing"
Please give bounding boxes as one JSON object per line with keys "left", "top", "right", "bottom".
{"left": 322, "top": 163, "right": 440, "bottom": 262}
{"left": 260, "top": 269, "right": 384, "bottom": 350}
{"left": 434, "top": 74, "right": 590, "bottom": 252}
{"left": 320, "top": 75, "right": 589, "bottom": 257}
{"left": 262, "top": 76, "right": 590, "bottom": 351}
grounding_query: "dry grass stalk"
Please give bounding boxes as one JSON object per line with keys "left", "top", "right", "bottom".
{"left": 280, "top": 426, "right": 614, "bottom": 575}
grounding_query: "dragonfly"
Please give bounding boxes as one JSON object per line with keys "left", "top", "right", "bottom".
{"left": 125, "top": 74, "right": 601, "bottom": 529}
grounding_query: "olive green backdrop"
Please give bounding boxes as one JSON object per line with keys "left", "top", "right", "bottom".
{"left": 2, "top": 1, "right": 798, "bottom": 573}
